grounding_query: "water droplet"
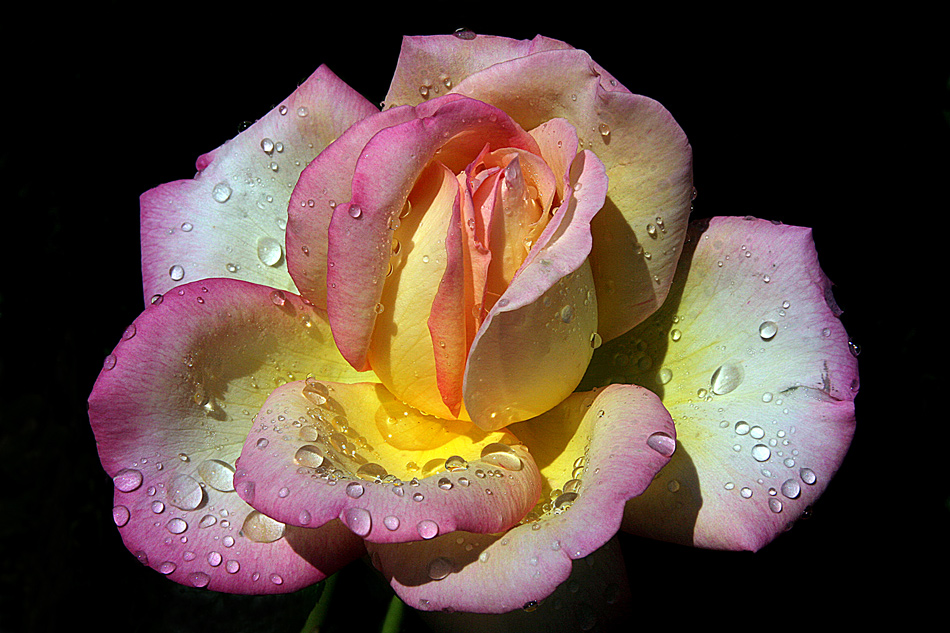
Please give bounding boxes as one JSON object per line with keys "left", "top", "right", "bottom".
{"left": 759, "top": 321, "right": 778, "bottom": 340}
{"left": 270, "top": 290, "right": 286, "bottom": 306}
{"left": 670, "top": 329, "right": 682, "bottom": 342}
{"left": 102, "top": 354, "right": 117, "bottom": 370}
{"left": 112, "top": 505, "right": 130, "bottom": 527}
{"left": 598, "top": 122, "right": 611, "bottom": 139}
{"left": 554, "top": 492, "right": 578, "bottom": 510}
{"left": 453, "top": 27, "right": 477, "bottom": 40}
{"left": 343, "top": 507, "right": 372, "bottom": 536}
{"left": 159, "top": 561, "right": 177, "bottom": 575}
{"left": 417, "top": 519, "right": 440, "bottom": 539}
{"left": 438, "top": 477, "right": 453, "bottom": 490}
{"left": 242, "top": 510, "right": 286, "bottom": 543}
{"left": 740, "top": 487, "right": 753, "bottom": 499}
{"left": 297, "top": 106, "right": 309, "bottom": 117}
{"left": 589, "top": 332, "right": 602, "bottom": 349}
{"left": 559, "top": 304, "right": 575, "bottom": 323}
{"left": 646, "top": 223, "right": 658, "bottom": 238}
{"left": 348, "top": 204, "right": 362, "bottom": 219}
{"left": 749, "top": 426, "right": 765, "bottom": 440}
{"left": 480, "top": 443, "right": 523, "bottom": 471}
{"left": 294, "top": 445, "right": 325, "bottom": 468}
{"left": 197, "top": 459, "right": 236, "bottom": 492}
{"left": 444, "top": 455, "right": 468, "bottom": 471}
{"left": 781, "top": 479, "right": 801, "bottom": 498}
{"left": 751, "top": 444, "right": 772, "bottom": 462}
{"left": 849, "top": 340, "right": 861, "bottom": 357}
{"left": 257, "top": 237, "right": 283, "bottom": 267}
{"left": 168, "top": 264, "right": 185, "bottom": 281}
{"left": 356, "top": 463, "right": 387, "bottom": 481}
{"left": 800, "top": 467, "right": 817, "bottom": 485}
{"left": 383, "top": 515, "right": 400, "bottom": 531}
{"left": 113, "top": 468, "right": 143, "bottom": 492}
{"left": 212, "top": 182, "right": 232, "bottom": 203}
{"left": 189, "top": 571, "right": 211, "bottom": 588}
{"left": 166, "top": 517, "right": 188, "bottom": 534}
{"left": 646, "top": 432, "right": 676, "bottom": 457}
{"left": 710, "top": 363, "right": 743, "bottom": 395}
{"left": 260, "top": 138, "right": 275, "bottom": 154}
{"left": 346, "top": 482, "right": 365, "bottom": 498}
{"left": 768, "top": 498, "right": 783, "bottom": 513}
{"left": 427, "top": 556, "right": 453, "bottom": 580}
{"left": 166, "top": 474, "right": 204, "bottom": 511}
{"left": 657, "top": 367, "right": 673, "bottom": 384}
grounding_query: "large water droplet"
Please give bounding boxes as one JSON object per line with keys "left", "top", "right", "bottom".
{"left": 384, "top": 515, "right": 400, "bottom": 531}
{"left": 166, "top": 474, "right": 204, "bottom": 511}
{"left": 212, "top": 182, "right": 232, "bottom": 203}
{"left": 294, "top": 445, "right": 325, "bottom": 468}
{"left": 112, "top": 505, "right": 130, "bottom": 527}
{"left": 343, "top": 507, "right": 372, "bottom": 536}
{"left": 168, "top": 264, "right": 185, "bottom": 281}
{"left": 780, "top": 479, "right": 801, "bottom": 499}
{"left": 657, "top": 367, "right": 673, "bottom": 385}
{"left": 480, "top": 443, "right": 523, "bottom": 471}
{"left": 427, "top": 556, "right": 453, "bottom": 580}
{"left": 759, "top": 321, "right": 778, "bottom": 340}
{"left": 113, "top": 468, "right": 143, "bottom": 492}
{"left": 417, "top": 519, "right": 440, "bottom": 539}
{"left": 197, "top": 460, "right": 236, "bottom": 492}
{"left": 166, "top": 517, "right": 188, "bottom": 534}
{"left": 559, "top": 304, "right": 575, "bottom": 324}
{"left": 242, "top": 510, "right": 286, "bottom": 543}
{"left": 646, "top": 432, "right": 676, "bottom": 457}
{"left": 751, "top": 444, "right": 772, "bottom": 462}
{"left": 710, "top": 363, "right": 744, "bottom": 395}
{"left": 346, "top": 482, "right": 365, "bottom": 498}
{"left": 356, "top": 463, "right": 387, "bottom": 481}
{"left": 800, "top": 467, "right": 817, "bottom": 485}
{"left": 257, "top": 237, "right": 283, "bottom": 267}
{"left": 444, "top": 455, "right": 468, "bottom": 472}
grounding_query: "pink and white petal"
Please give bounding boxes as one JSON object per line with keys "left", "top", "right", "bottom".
{"left": 287, "top": 105, "right": 419, "bottom": 308}
{"left": 327, "top": 96, "right": 539, "bottom": 373}
{"left": 140, "top": 65, "right": 378, "bottom": 305}
{"left": 369, "top": 384, "right": 675, "bottom": 613}
{"left": 384, "top": 34, "right": 574, "bottom": 109}
{"left": 234, "top": 380, "right": 543, "bottom": 544}
{"left": 583, "top": 217, "right": 858, "bottom": 551}
{"left": 451, "top": 48, "right": 693, "bottom": 342}
{"left": 90, "top": 279, "right": 371, "bottom": 591}
{"left": 418, "top": 537, "right": 632, "bottom": 630}
{"left": 463, "top": 150, "right": 608, "bottom": 431}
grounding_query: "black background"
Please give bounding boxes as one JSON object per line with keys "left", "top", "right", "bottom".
{"left": 2, "top": 7, "right": 947, "bottom": 632}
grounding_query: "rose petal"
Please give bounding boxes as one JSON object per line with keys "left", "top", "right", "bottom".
{"left": 89, "top": 279, "right": 370, "bottom": 591}
{"left": 233, "top": 380, "right": 543, "bottom": 543}
{"left": 324, "top": 95, "right": 540, "bottom": 374}
{"left": 448, "top": 46, "right": 693, "bottom": 343}
{"left": 464, "top": 149, "right": 608, "bottom": 430}
{"left": 140, "top": 65, "right": 377, "bottom": 304}
{"left": 384, "top": 34, "right": 575, "bottom": 110}
{"left": 582, "top": 217, "right": 858, "bottom": 551}
{"left": 368, "top": 384, "right": 674, "bottom": 613}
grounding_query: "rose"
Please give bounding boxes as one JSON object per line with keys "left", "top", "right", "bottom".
{"left": 89, "top": 32, "right": 858, "bottom": 619}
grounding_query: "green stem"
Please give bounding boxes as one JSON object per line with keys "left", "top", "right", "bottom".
{"left": 380, "top": 594, "right": 405, "bottom": 633}
{"left": 299, "top": 573, "right": 338, "bottom": 633}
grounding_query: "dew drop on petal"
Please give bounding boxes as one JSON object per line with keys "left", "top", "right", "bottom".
{"left": 257, "top": 237, "right": 283, "bottom": 267}
{"left": 480, "top": 443, "right": 523, "bottom": 471}
{"left": 759, "top": 321, "right": 778, "bottom": 340}
{"left": 113, "top": 468, "right": 143, "bottom": 493}
{"left": 711, "top": 363, "right": 743, "bottom": 395}
{"left": 294, "top": 445, "right": 325, "bottom": 468}
{"left": 444, "top": 455, "right": 468, "bottom": 471}
{"left": 197, "top": 460, "right": 236, "bottom": 492}
{"left": 242, "top": 511, "right": 286, "bottom": 543}
{"left": 751, "top": 444, "right": 772, "bottom": 462}
{"left": 427, "top": 556, "right": 453, "bottom": 580}
{"left": 166, "top": 474, "right": 204, "bottom": 511}
{"left": 345, "top": 482, "right": 365, "bottom": 499}
{"left": 212, "top": 182, "right": 232, "bottom": 203}
{"left": 343, "top": 508, "right": 372, "bottom": 536}
{"left": 800, "top": 468, "right": 817, "bottom": 485}
{"left": 169, "top": 265, "right": 185, "bottom": 281}
{"left": 417, "top": 519, "right": 440, "bottom": 540}
{"left": 113, "top": 505, "right": 130, "bottom": 527}
{"left": 781, "top": 479, "right": 801, "bottom": 499}
{"left": 166, "top": 518, "right": 188, "bottom": 534}
{"left": 646, "top": 432, "right": 676, "bottom": 457}
{"left": 384, "top": 515, "right": 401, "bottom": 531}
{"left": 190, "top": 572, "right": 211, "bottom": 588}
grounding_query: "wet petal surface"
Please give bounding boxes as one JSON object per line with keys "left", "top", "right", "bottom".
{"left": 141, "top": 66, "right": 377, "bottom": 304}
{"left": 234, "top": 380, "right": 543, "bottom": 543}
{"left": 368, "top": 384, "right": 674, "bottom": 612}
{"left": 582, "top": 217, "right": 858, "bottom": 550}
{"left": 89, "top": 279, "right": 370, "bottom": 590}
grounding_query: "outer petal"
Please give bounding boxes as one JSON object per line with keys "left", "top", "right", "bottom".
{"left": 89, "top": 279, "right": 369, "bottom": 592}
{"left": 367, "top": 384, "right": 675, "bottom": 613}
{"left": 449, "top": 47, "right": 693, "bottom": 343}
{"left": 464, "top": 150, "right": 608, "bottom": 430}
{"left": 141, "top": 66, "right": 377, "bottom": 304}
{"left": 582, "top": 217, "right": 858, "bottom": 551}
{"left": 233, "top": 380, "right": 542, "bottom": 543}
{"left": 384, "top": 34, "right": 574, "bottom": 109}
